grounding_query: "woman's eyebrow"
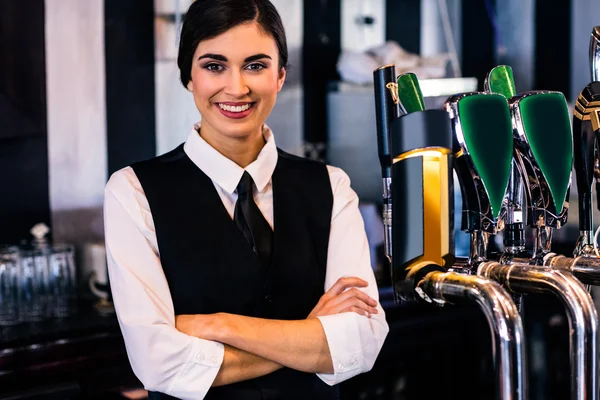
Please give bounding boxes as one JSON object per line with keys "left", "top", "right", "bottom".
{"left": 244, "top": 54, "right": 272, "bottom": 63}
{"left": 196, "top": 53, "right": 273, "bottom": 63}
{"left": 197, "top": 53, "right": 227, "bottom": 61}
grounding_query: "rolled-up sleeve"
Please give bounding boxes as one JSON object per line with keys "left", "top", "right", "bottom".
{"left": 316, "top": 166, "right": 389, "bottom": 385}
{"left": 104, "top": 168, "right": 223, "bottom": 399}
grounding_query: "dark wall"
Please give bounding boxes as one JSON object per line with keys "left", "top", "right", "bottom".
{"left": 461, "top": 0, "right": 496, "bottom": 91}
{"left": 105, "top": 0, "right": 156, "bottom": 175}
{"left": 0, "top": 0, "right": 51, "bottom": 245}
{"left": 534, "top": 0, "right": 572, "bottom": 96}
{"left": 302, "top": 0, "right": 341, "bottom": 161}
{"left": 0, "top": 0, "right": 158, "bottom": 245}
{"left": 386, "top": 0, "right": 421, "bottom": 55}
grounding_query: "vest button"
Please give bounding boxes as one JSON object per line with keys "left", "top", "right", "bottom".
{"left": 264, "top": 295, "right": 273, "bottom": 303}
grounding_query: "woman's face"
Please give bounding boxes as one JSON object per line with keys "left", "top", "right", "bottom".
{"left": 187, "top": 21, "right": 286, "bottom": 141}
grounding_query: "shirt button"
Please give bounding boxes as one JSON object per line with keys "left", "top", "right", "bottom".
{"left": 338, "top": 364, "right": 345, "bottom": 371}
{"left": 211, "top": 356, "right": 220, "bottom": 364}
{"left": 350, "top": 357, "right": 358, "bottom": 366}
{"left": 264, "top": 295, "right": 273, "bottom": 303}
{"left": 196, "top": 352, "right": 205, "bottom": 362}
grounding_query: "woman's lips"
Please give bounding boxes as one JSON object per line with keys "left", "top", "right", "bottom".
{"left": 216, "top": 103, "right": 256, "bottom": 119}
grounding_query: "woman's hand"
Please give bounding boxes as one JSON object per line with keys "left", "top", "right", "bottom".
{"left": 307, "top": 277, "right": 378, "bottom": 319}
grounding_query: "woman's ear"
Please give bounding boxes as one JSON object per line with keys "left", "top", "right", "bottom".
{"left": 277, "top": 67, "right": 286, "bottom": 93}
{"left": 187, "top": 79, "right": 194, "bottom": 92}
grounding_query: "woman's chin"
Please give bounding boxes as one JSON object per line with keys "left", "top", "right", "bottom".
{"left": 218, "top": 123, "right": 265, "bottom": 140}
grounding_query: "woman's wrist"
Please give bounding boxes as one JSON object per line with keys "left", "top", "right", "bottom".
{"left": 210, "top": 312, "right": 231, "bottom": 342}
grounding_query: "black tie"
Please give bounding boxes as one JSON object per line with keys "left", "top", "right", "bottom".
{"left": 234, "top": 171, "right": 273, "bottom": 265}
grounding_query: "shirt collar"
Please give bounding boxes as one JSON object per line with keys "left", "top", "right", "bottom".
{"left": 183, "top": 123, "right": 278, "bottom": 195}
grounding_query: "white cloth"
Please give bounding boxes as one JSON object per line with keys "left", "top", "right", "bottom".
{"left": 104, "top": 124, "right": 389, "bottom": 399}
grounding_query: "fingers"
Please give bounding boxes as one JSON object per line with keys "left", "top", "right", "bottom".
{"left": 308, "top": 277, "right": 379, "bottom": 319}
{"left": 327, "top": 277, "right": 368, "bottom": 296}
{"left": 346, "top": 306, "right": 370, "bottom": 317}
{"left": 337, "top": 298, "right": 379, "bottom": 317}
{"left": 329, "top": 287, "right": 377, "bottom": 308}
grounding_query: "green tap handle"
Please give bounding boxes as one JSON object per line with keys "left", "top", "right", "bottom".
{"left": 397, "top": 72, "right": 425, "bottom": 114}
{"left": 452, "top": 93, "right": 513, "bottom": 220}
{"left": 517, "top": 92, "right": 573, "bottom": 211}
{"left": 485, "top": 65, "right": 572, "bottom": 222}
{"left": 485, "top": 65, "right": 516, "bottom": 99}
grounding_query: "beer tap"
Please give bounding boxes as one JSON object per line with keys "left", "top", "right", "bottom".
{"left": 483, "top": 66, "right": 529, "bottom": 265}
{"left": 373, "top": 66, "right": 526, "bottom": 400}
{"left": 482, "top": 53, "right": 600, "bottom": 286}
{"left": 484, "top": 65, "right": 572, "bottom": 267}
{"left": 497, "top": 69, "right": 600, "bottom": 288}
{"left": 572, "top": 26, "right": 600, "bottom": 258}
{"left": 482, "top": 65, "right": 599, "bottom": 400}
{"left": 545, "top": 27, "right": 600, "bottom": 284}
{"left": 510, "top": 89, "right": 572, "bottom": 264}
{"left": 573, "top": 81, "right": 600, "bottom": 257}
{"left": 373, "top": 65, "right": 401, "bottom": 265}
{"left": 443, "top": 90, "right": 513, "bottom": 272}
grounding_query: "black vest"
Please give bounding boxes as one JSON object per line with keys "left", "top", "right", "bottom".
{"left": 131, "top": 145, "right": 338, "bottom": 400}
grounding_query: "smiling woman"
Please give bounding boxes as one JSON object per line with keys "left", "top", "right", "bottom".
{"left": 103, "top": 1, "right": 388, "bottom": 399}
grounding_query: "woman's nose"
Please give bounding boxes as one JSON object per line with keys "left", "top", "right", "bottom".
{"left": 224, "top": 71, "right": 250, "bottom": 97}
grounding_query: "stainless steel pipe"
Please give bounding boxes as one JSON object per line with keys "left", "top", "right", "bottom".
{"left": 548, "top": 254, "right": 600, "bottom": 286}
{"left": 417, "top": 271, "right": 526, "bottom": 400}
{"left": 479, "top": 262, "right": 599, "bottom": 400}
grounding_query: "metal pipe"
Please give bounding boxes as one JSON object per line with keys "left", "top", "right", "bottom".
{"left": 417, "top": 271, "right": 526, "bottom": 400}
{"left": 479, "top": 262, "right": 599, "bottom": 400}
{"left": 548, "top": 254, "right": 600, "bottom": 286}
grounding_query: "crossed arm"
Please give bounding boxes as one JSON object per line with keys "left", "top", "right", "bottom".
{"left": 175, "top": 277, "right": 379, "bottom": 386}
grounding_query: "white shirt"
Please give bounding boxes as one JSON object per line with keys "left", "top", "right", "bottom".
{"left": 104, "top": 124, "right": 389, "bottom": 400}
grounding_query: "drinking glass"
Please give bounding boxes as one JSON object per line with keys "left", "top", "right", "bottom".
{"left": 48, "top": 244, "right": 77, "bottom": 317}
{"left": 0, "top": 248, "right": 21, "bottom": 325}
{"left": 19, "top": 248, "right": 50, "bottom": 321}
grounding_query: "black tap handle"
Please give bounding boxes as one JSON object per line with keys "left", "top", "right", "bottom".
{"left": 573, "top": 113, "right": 596, "bottom": 231}
{"left": 574, "top": 82, "right": 600, "bottom": 219}
{"left": 373, "top": 65, "right": 400, "bottom": 180}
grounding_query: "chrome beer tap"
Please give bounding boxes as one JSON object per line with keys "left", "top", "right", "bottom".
{"left": 545, "top": 27, "right": 600, "bottom": 284}
{"left": 572, "top": 26, "right": 600, "bottom": 257}
{"left": 373, "top": 68, "right": 526, "bottom": 400}
{"left": 573, "top": 81, "right": 600, "bottom": 257}
{"left": 482, "top": 66, "right": 529, "bottom": 266}
{"left": 444, "top": 91, "right": 513, "bottom": 272}
{"left": 509, "top": 90, "right": 571, "bottom": 264}
{"left": 483, "top": 65, "right": 599, "bottom": 400}
{"left": 502, "top": 75, "right": 600, "bottom": 286}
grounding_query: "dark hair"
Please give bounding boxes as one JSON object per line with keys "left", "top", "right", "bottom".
{"left": 177, "top": 0, "right": 288, "bottom": 88}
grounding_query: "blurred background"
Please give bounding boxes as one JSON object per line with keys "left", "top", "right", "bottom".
{"left": 0, "top": 0, "right": 599, "bottom": 399}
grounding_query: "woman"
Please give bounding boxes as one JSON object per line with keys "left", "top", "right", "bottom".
{"left": 104, "top": 1, "right": 389, "bottom": 399}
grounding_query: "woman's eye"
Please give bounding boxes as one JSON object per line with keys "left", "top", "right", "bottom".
{"left": 245, "top": 63, "right": 266, "bottom": 72}
{"left": 203, "top": 63, "right": 224, "bottom": 72}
